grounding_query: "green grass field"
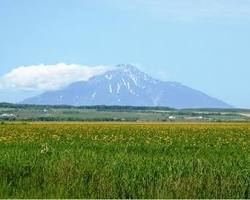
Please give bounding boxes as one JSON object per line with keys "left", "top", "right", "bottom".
{"left": 1, "top": 122, "right": 250, "bottom": 198}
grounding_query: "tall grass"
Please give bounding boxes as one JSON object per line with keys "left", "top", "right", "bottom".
{"left": 0, "top": 123, "right": 250, "bottom": 198}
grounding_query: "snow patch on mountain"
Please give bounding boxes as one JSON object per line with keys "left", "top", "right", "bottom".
{"left": 117, "top": 84, "right": 121, "bottom": 93}
{"left": 109, "top": 85, "right": 112, "bottom": 93}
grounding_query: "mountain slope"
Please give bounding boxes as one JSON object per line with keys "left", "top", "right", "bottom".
{"left": 22, "top": 64, "right": 231, "bottom": 108}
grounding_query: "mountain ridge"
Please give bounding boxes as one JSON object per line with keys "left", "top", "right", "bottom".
{"left": 21, "top": 64, "right": 232, "bottom": 109}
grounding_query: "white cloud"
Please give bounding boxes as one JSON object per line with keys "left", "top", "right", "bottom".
{"left": 0, "top": 63, "right": 111, "bottom": 91}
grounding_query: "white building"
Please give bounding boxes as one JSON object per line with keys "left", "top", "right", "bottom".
{"left": 0, "top": 113, "right": 16, "bottom": 118}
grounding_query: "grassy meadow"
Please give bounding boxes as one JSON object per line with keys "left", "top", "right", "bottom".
{"left": 1, "top": 122, "right": 250, "bottom": 198}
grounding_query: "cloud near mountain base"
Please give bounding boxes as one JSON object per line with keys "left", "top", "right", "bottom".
{"left": 0, "top": 63, "right": 111, "bottom": 91}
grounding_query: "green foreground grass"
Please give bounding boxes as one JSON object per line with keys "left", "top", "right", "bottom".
{"left": 1, "top": 122, "right": 250, "bottom": 198}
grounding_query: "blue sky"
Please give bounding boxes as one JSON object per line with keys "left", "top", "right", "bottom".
{"left": 0, "top": 0, "right": 250, "bottom": 108}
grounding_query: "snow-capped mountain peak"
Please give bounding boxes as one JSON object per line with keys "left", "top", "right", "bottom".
{"left": 97, "top": 64, "right": 156, "bottom": 89}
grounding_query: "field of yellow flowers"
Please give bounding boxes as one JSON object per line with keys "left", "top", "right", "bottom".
{"left": 1, "top": 122, "right": 250, "bottom": 198}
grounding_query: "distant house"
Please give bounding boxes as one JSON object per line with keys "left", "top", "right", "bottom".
{"left": 168, "top": 116, "right": 176, "bottom": 120}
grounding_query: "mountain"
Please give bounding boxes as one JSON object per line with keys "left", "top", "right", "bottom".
{"left": 22, "top": 64, "right": 232, "bottom": 109}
